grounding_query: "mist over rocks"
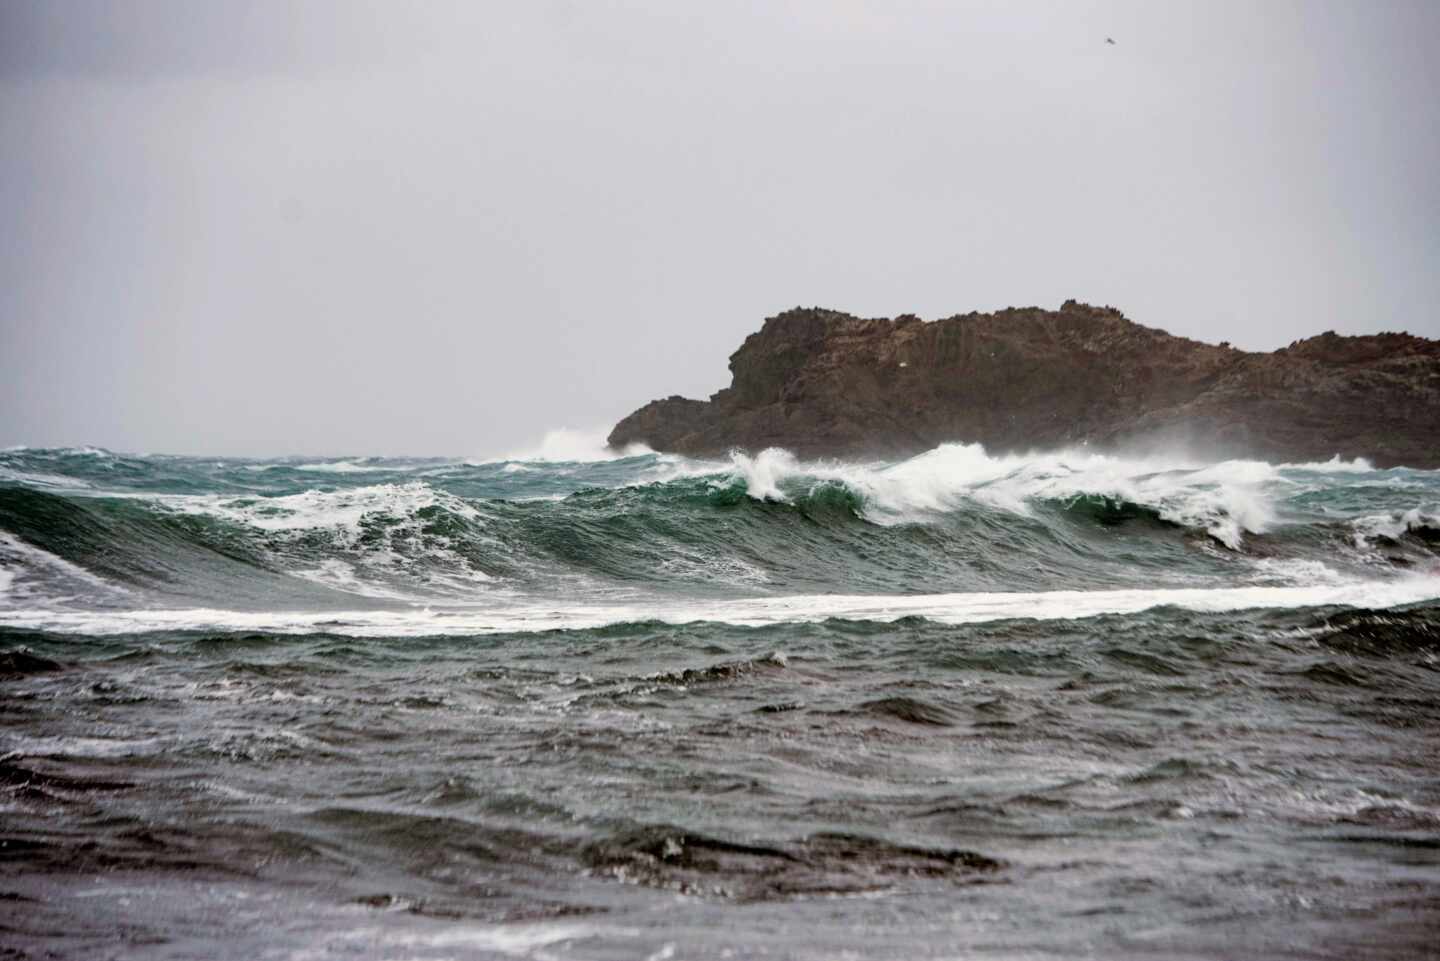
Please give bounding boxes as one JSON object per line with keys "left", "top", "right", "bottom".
{"left": 608, "top": 301, "right": 1440, "bottom": 467}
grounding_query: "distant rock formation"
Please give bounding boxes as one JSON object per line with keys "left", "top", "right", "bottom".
{"left": 608, "top": 301, "right": 1440, "bottom": 467}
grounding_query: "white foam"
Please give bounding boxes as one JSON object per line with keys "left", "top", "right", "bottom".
{"left": 1247, "top": 558, "right": 1349, "bottom": 586}
{"left": 655, "top": 552, "right": 770, "bottom": 586}
{"left": 1351, "top": 507, "right": 1439, "bottom": 549}
{"left": 4, "top": 577, "right": 1436, "bottom": 637}
{"left": 0, "top": 466, "right": 94, "bottom": 490}
{"left": 308, "top": 920, "right": 611, "bottom": 958}
{"left": 0, "top": 480, "right": 502, "bottom": 604}
{"left": 147, "top": 483, "right": 498, "bottom": 600}
{"left": 730, "top": 448, "right": 805, "bottom": 501}
{"left": 291, "top": 460, "right": 392, "bottom": 474}
{"left": 725, "top": 443, "right": 1284, "bottom": 548}
{"left": 1, "top": 734, "right": 165, "bottom": 759}
{"left": 0, "top": 531, "right": 128, "bottom": 606}
{"left": 289, "top": 558, "right": 415, "bottom": 601}
{"left": 154, "top": 482, "right": 481, "bottom": 534}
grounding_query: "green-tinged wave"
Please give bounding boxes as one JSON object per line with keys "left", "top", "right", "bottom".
{"left": 1, "top": 444, "right": 1438, "bottom": 612}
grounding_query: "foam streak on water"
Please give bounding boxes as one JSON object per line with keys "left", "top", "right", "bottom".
{"left": 4, "top": 578, "right": 1440, "bottom": 637}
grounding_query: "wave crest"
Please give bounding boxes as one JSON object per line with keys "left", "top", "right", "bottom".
{"left": 3, "top": 441, "right": 1436, "bottom": 611}
{"left": 726, "top": 443, "right": 1278, "bottom": 548}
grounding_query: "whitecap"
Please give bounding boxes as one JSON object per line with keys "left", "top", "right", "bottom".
{"left": 1247, "top": 558, "right": 1349, "bottom": 586}
{"left": 723, "top": 443, "right": 1284, "bottom": 548}
{"left": 153, "top": 481, "right": 482, "bottom": 534}
{"left": 1351, "top": 506, "right": 1440, "bottom": 549}
{"left": 291, "top": 460, "right": 393, "bottom": 474}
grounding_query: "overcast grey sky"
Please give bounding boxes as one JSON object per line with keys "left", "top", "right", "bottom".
{"left": 2, "top": 1, "right": 1437, "bottom": 456}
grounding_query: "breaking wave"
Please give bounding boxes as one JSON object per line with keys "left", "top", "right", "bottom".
{"left": 1, "top": 442, "right": 1437, "bottom": 631}
{"left": 726, "top": 444, "right": 1288, "bottom": 548}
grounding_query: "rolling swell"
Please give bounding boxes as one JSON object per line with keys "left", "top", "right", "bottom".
{"left": 3, "top": 444, "right": 1436, "bottom": 613}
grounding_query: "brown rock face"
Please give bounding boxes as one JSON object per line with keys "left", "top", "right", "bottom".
{"left": 607, "top": 302, "right": 1440, "bottom": 468}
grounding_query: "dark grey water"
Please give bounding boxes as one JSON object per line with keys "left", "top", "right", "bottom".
{"left": 2, "top": 446, "right": 1438, "bottom": 958}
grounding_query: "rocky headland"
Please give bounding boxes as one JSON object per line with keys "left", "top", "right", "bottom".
{"left": 608, "top": 301, "right": 1440, "bottom": 467}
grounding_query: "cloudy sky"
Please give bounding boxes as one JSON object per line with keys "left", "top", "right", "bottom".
{"left": 2, "top": 0, "right": 1436, "bottom": 456}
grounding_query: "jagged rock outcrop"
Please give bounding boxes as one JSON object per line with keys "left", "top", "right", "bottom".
{"left": 608, "top": 301, "right": 1440, "bottom": 467}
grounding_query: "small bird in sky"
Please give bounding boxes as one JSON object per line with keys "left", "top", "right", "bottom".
{"left": 1105, "top": 37, "right": 1116, "bottom": 45}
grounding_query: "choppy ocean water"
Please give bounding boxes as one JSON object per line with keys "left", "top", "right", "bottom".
{"left": 1, "top": 442, "right": 1438, "bottom": 959}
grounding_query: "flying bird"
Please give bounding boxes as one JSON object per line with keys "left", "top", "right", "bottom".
{"left": 1105, "top": 37, "right": 1116, "bottom": 45}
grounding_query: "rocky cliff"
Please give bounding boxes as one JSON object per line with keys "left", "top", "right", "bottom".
{"left": 608, "top": 301, "right": 1440, "bottom": 467}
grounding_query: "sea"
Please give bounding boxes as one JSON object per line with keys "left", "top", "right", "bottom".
{"left": 1, "top": 438, "right": 1438, "bottom": 959}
